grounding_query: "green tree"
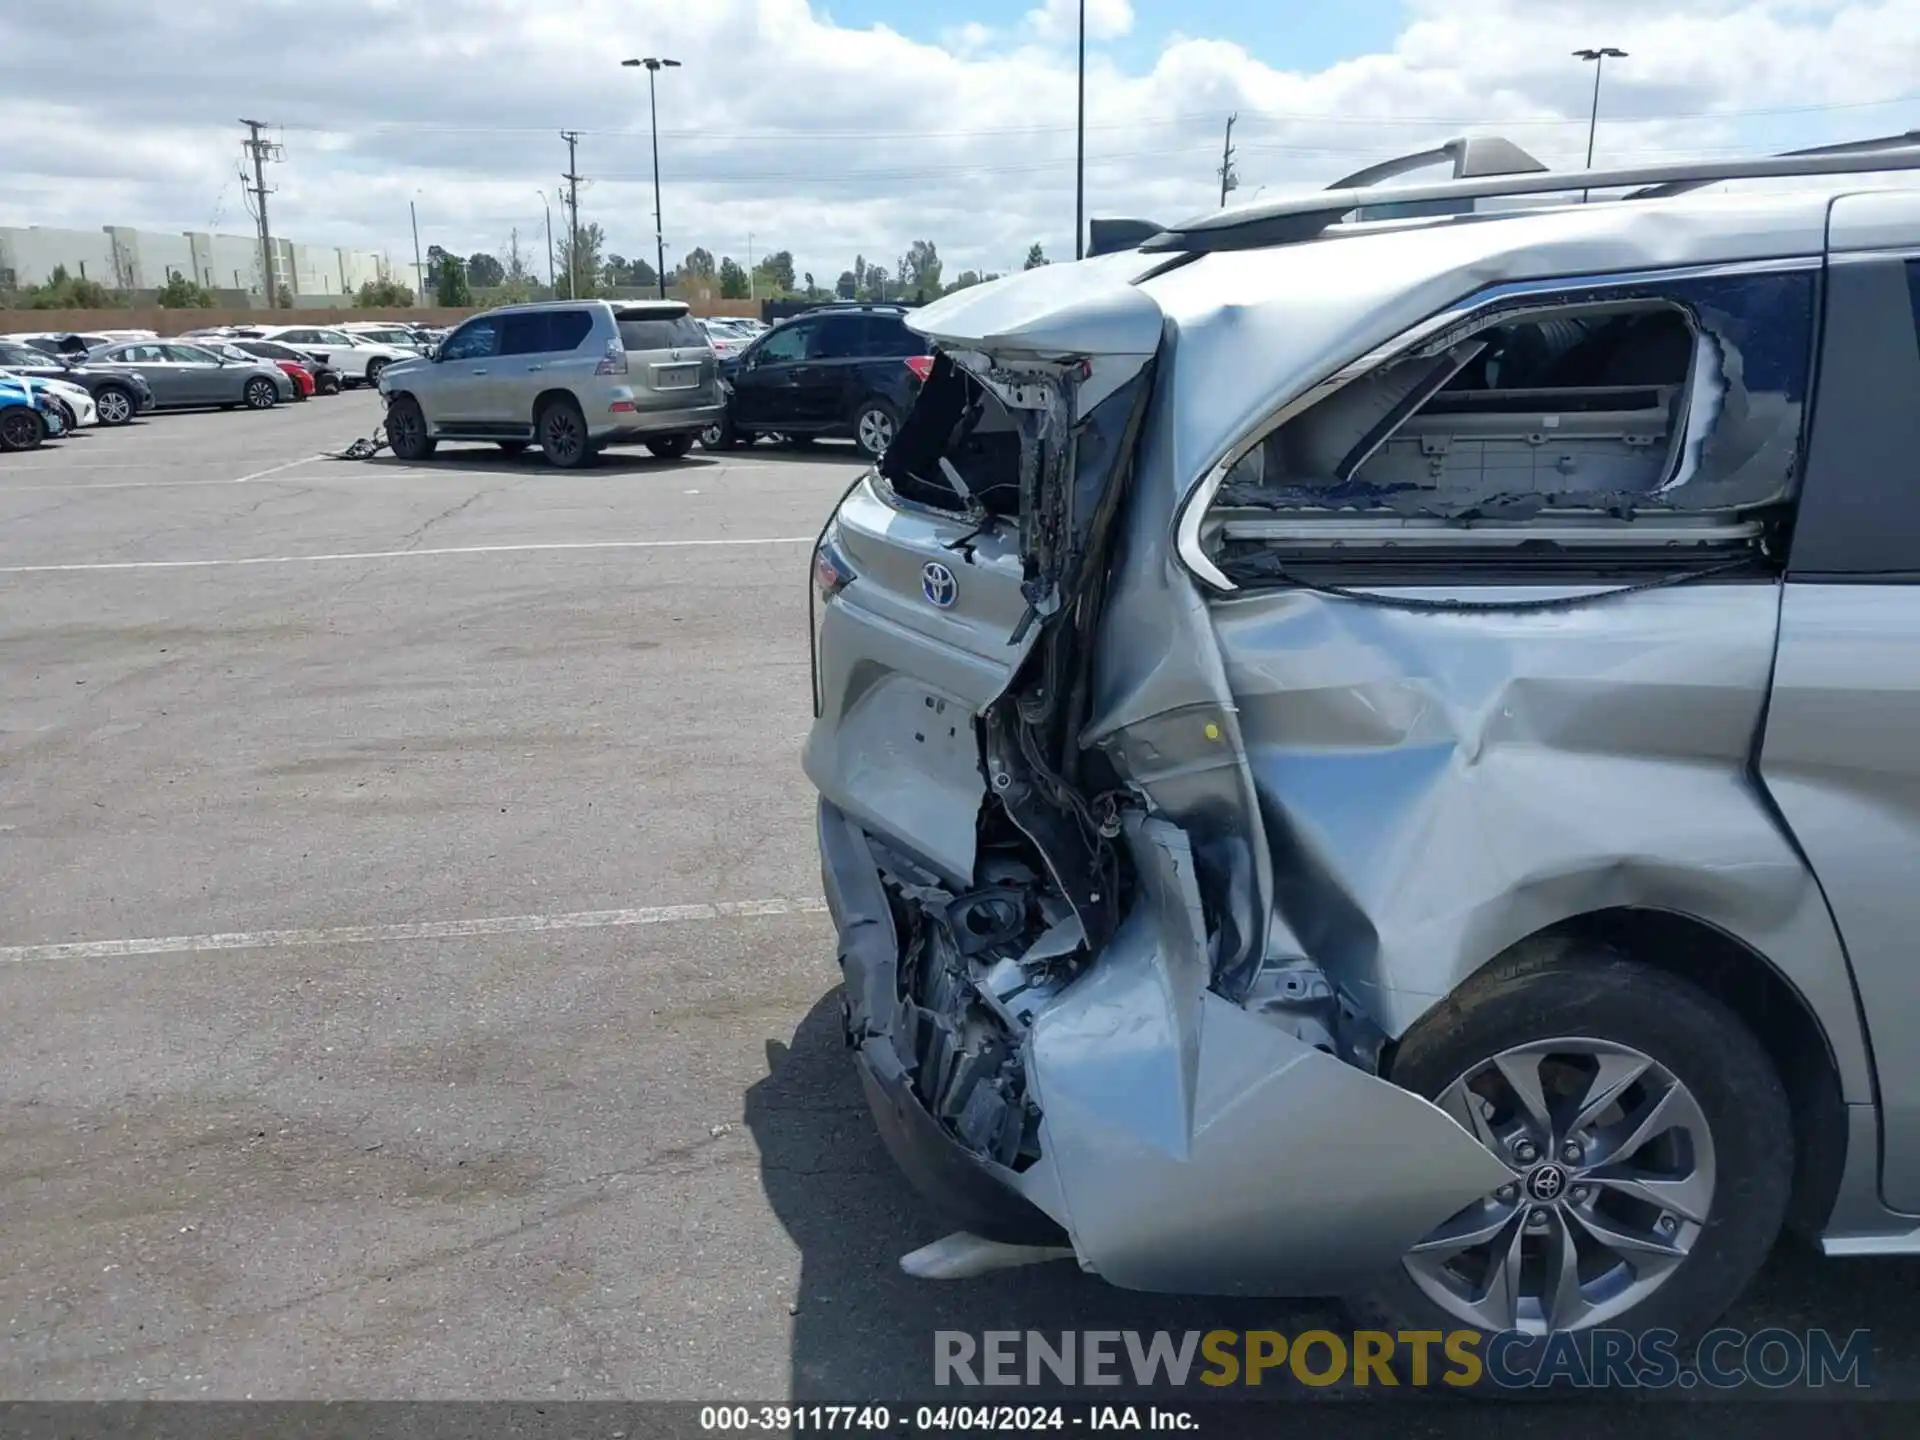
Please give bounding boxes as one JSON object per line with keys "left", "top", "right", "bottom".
{"left": 682, "top": 247, "right": 716, "bottom": 280}
{"left": 155, "top": 272, "right": 216, "bottom": 308}
{"left": 23, "top": 265, "right": 117, "bottom": 309}
{"left": 754, "top": 249, "right": 796, "bottom": 296}
{"left": 946, "top": 270, "right": 983, "bottom": 293}
{"left": 803, "top": 271, "right": 819, "bottom": 301}
{"left": 1023, "top": 243, "right": 1048, "bottom": 270}
{"left": 899, "top": 240, "right": 942, "bottom": 300}
{"left": 433, "top": 253, "right": 472, "bottom": 306}
{"left": 718, "top": 257, "right": 751, "bottom": 299}
{"left": 629, "top": 256, "right": 658, "bottom": 290}
{"left": 355, "top": 277, "right": 415, "bottom": 308}
{"left": 835, "top": 270, "right": 858, "bottom": 300}
{"left": 466, "top": 252, "right": 505, "bottom": 288}
{"left": 555, "top": 221, "right": 606, "bottom": 298}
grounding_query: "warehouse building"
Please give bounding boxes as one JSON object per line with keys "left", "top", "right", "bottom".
{"left": 0, "top": 224, "right": 398, "bottom": 306}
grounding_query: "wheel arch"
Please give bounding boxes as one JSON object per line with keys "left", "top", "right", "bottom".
{"left": 532, "top": 387, "right": 583, "bottom": 424}
{"left": 1394, "top": 906, "right": 1850, "bottom": 1239}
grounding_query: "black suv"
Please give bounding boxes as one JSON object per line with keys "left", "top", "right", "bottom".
{"left": 705, "top": 304, "right": 928, "bottom": 459}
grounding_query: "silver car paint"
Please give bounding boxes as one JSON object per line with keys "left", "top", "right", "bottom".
{"left": 810, "top": 184, "right": 1914, "bottom": 1293}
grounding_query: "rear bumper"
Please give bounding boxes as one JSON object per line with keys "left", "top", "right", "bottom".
{"left": 815, "top": 795, "right": 1516, "bottom": 1295}
{"left": 589, "top": 400, "right": 724, "bottom": 442}
{"left": 819, "top": 799, "right": 1067, "bottom": 1246}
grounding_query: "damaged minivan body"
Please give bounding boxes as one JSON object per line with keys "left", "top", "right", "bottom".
{"left": 805, "top": 145, "right": 1920, "bottom": 1335}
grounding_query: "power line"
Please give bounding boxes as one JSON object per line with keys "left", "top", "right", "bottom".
{"left": 320, "top": 89, "right": 1920, "bottom": 143}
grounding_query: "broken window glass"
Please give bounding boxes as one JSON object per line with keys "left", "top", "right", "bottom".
{"left": 1214, "top": 269, "right": 1815, "bottom": 524}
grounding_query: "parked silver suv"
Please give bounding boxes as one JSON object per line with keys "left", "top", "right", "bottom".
{"left": 806, "top": 133, "right": 1920, "bottom": 1352}
{"left": 377, "top": 299, "right": 723, "bottom": 468}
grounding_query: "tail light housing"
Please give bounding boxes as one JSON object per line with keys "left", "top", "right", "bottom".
{"left": 810, "top": 530, "right": 858, "bottom": 717}
{"left": 904, "top": 355, "right": 934, "bottom": 383}
{"left": 595, "top": 338, "right": 628, "bottom": 376}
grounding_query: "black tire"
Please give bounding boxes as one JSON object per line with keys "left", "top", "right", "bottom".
{"left": 1343, "top": 940, "right": 1790, "bottom": 1354}
{"left": 496, "top": 441, "right": 529, "bottom": 456}
{"left": 385, "top": 395, "right": 436, "bottom": 461}
{"left": 365, "top": 357, "right": 389, "bottom": 386}
{"left": 317, "top": 374, "right": 342, "bottom": 396}
{"left": 0, "top": 405, "right": 45, "bottom": 451}
{"left": 646, "top": 434, "right": 694, "bottom": 460}
{"left": 536, "top": 397, "right": 594, "bottom": 469}
{"left": 699, "top": 412, "right": 738, "bottom": 450}
{"left": 93, "top": 384, "right": 136, "bottom": 426}
{"left": 244, "top": 377, "right": 278, "bottom": 410}
{"left": 50, "top": 398, "right": 78, "bottom": 434}
{"left": 852, "top": 398, "right": 900, "bottom": 460}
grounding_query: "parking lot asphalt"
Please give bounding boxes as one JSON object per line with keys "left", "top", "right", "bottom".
{"left": 4, "top": 398, "right": 1919, "bottom": 1427}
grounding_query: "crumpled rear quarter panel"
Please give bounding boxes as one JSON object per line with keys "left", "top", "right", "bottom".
{"left": 1207, "top": 580, "right": 1860, "bottom": 1065}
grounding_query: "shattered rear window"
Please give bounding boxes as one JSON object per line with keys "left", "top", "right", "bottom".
{"left": 1216, "top": 270, "right": 1816, "bottom": 522}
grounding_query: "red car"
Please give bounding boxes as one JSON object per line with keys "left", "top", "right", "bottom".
{"left": 274, "top": 360, "right": 316, "bottom": 400}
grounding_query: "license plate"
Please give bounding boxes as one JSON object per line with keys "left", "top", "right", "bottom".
{"left": 653, "top": 364, "right": 698, "bottom": 390}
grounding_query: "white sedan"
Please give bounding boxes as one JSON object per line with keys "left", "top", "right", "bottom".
{"left": 0, "top": 369, "right": 96, "bottom": 428}
{"left": 230, "top": 324, "right": 416, "bottom": 386}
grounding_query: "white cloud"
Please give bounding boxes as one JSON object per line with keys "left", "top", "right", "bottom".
{"left": 1, "top": 0, "right": 1916, "bottom": 287}
{"left": 1027, "top": 0, "right": 1136, "bottom": 44}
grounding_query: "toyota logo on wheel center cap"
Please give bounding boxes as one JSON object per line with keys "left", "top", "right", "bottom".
{"left": 1525, "top": 1163, "right": 1568, "bottom": 1203}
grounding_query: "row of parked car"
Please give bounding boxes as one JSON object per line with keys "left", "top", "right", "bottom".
{"left": 372, "top": 299, "right": 932, "bottom": 468}
{"left": 0, "top": 321, "right": 447, "bottom": 452}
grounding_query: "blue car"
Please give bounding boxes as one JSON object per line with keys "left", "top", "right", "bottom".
{"left": 0, "top": 374, "right": 66, "bottom": 451}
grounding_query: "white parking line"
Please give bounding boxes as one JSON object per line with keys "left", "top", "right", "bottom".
{"left": 0, "top": 896, "right": 831, "bottom": 966}
{"left": 0, "top": 535, "right": 815, "bottom": 574}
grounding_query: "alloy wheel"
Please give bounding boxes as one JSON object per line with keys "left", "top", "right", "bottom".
{"left": 542, "top": 407, "right": 584, "bottom": 465}
{"left": 856, "top": 408, "right": 893, "bottom": 457}
{"left": 1403, "top": 1037, "right": 1716, "bottom": 1334}
{"left": 96, "top": 389, "right": 132, "bottom": 425}
{"left": 245, "top": 378, "right": 277, "bottom": 409}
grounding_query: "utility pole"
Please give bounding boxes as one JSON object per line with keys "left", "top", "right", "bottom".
{"left": 239, "top": 119, "right": 282, "bottom": 307}
{"left": 1218, "top": 113, "right": 1239, "bottom": 207}
{"left": 560, "top": 130, "right": 583, "bottom": 299}
{"left": 1074, "top": 0, "right": 1086, "bottom": 259}
{"left": 748, "top": 231, "right": 755, "bottom": 301}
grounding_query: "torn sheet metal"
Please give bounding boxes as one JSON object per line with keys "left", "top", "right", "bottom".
{"left": 1018, "top": 815, "right": 1513, "bottom": 1293}
{"left": 1200, "top": 579, "right": 1870, "bottom": 1099}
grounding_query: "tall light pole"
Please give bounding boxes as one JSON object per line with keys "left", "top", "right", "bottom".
{"left": 1574, "top": 46, "right": 1627, "bottom": 203}
{"left": 409, "top": 195, "right": 423, "bottom": 305}
{"left": 622, "top": 56, "right": 681, "bottom": 299}
{"left": 1074, "top": 0, "right": 1086, "bottom": 259}
{"left": 536, "top": 188, "right": 556, "bottom": 293}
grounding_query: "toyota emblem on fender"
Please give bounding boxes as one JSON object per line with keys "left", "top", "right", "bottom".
{"left": 921, "top": 562, "right": 958, "bottom": 609}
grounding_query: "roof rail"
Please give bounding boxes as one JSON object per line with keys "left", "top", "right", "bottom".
{"left": 1140, "top": 138, "right": 1920, "bottom": 254}
{"left": 1629, "top": 128, "right": 1920, "bottom": 200}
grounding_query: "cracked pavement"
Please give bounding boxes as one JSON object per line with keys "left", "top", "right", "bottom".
{"left": 4, "top": 400, "right": 1920, "bottom": 1426}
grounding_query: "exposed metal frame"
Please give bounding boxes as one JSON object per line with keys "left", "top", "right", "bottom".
{"left": 1171, "top": 257, "right": 1821, "bottom": 591}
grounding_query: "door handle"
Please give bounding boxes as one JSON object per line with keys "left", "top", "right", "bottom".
{"left": 527, "top": 364, "right": 543, "bottom": 372}
{"left": 470, "top": 367, "right": 489, "bottom": 374}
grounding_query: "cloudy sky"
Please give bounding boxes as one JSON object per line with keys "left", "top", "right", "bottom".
{"left": 5, "top": 0, "right": 1918, "bottom": 284}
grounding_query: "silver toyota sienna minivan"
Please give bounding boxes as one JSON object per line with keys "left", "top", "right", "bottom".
{"left": 803, "top": 133, "right": 1920, "bottom": 1348}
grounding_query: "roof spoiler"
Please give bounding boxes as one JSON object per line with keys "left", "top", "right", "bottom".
{"left": 1141, "top": 135, "right": 1920, "bottom": 254}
